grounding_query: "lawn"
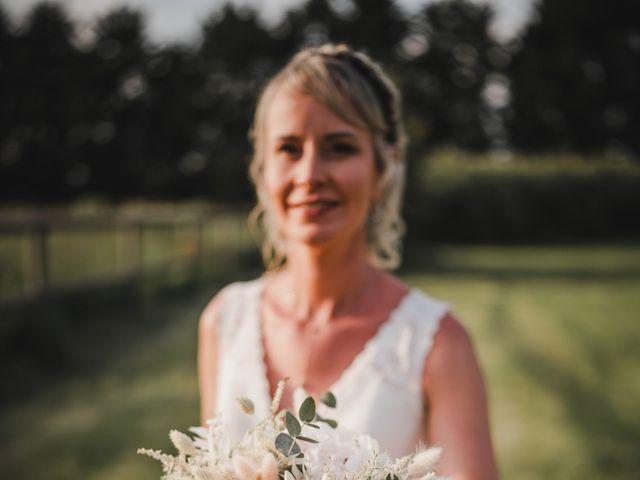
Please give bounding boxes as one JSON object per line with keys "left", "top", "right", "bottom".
{"left": 1, "top": 244, "right": 639, "bottom": 479}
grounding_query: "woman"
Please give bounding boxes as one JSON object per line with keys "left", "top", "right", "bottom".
{"left": 198, "top": 44, "right": 498, "bottom": 479}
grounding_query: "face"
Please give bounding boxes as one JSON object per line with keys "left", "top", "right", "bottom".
{"left": 262, "top": 87, "right": 379, "bottom": 251}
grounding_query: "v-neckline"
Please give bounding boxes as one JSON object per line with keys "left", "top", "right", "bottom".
{"left": 251, "top": 278, "right": 416, "bottom": 410}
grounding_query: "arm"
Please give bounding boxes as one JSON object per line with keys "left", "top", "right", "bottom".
{"left": 423, "top": 313, "right": 499, "bottom": 480}
{"left": 198, "top": 293, "right": 224, "bottom": 425}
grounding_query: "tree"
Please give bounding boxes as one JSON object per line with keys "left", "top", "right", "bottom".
{"left": 402, "top": 0, "right": 499, "bottom": 152}
{"left": 0, "top": 4, "right": 18, "bottom": 199}
{"left": 80, "top": 7, "right": 150, "bottom": 198}
{"left": 337, "top": 0, "right": 408, "bottom": 65}
{"left": 1, "top": 3, "right": 80, "bottom": 201}
{"left": 507, "top": 0, "right": 640, "bottom": 154}
{"left": 197, "top": 5, "right": 295, "bottom": 202}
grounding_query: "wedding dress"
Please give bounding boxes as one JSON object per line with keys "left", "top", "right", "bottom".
{"left": 212, "top": 278, "right": 449, "bottom": 459}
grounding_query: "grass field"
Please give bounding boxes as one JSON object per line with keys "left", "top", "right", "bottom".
{"left": 1, "top": 244, "right": 639, "bottom": 479}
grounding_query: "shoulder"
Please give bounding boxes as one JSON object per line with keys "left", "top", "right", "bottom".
{"left": 423, "top": 312, "right": 482, "bottom": 393}
{"left": 434, "top": 313, "right": 474, "bottom": 356}
{"left": 199, "top": 289, "right": 224, "bottom": 334}
{"left": 198, "top": 278, "right": 262, "bottom": 335}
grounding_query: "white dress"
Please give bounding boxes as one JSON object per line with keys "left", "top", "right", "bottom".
{"left": 213, "top": 278, "right": 449, "bottom": 459}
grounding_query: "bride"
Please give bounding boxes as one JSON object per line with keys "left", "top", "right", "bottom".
{"left": 198, "top": 44, "right": 498, "bottom": 479}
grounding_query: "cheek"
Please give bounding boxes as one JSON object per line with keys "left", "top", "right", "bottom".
{"left": 262, "top": 164, "right": 287, "bottom": 213}
{"left": 341, "top": 163, "right": 378, "bottom": 204}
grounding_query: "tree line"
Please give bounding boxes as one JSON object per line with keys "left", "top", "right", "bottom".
{"left": 1, "top": 0, "right": 638, "bottom": 203}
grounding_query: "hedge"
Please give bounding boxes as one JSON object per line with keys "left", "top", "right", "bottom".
{"left": 404, "top": 150, "right": 640, "bottom": 243}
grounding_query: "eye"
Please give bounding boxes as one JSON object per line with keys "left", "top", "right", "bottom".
{"left": 277, "top": 142, "right": 301, "bottom": 158}
{"left": 330, "top": 142, "right": 358, "bottom": 156}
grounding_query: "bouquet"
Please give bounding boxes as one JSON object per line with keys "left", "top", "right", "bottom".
{"left": 139, "top": 380, "right": 444, "bottom": 480}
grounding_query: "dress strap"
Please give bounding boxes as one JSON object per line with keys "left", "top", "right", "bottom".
{"left": 215, "top": 279, "right": 262, "bottom": 349}
{"left": 335, "top": 289, "right": 449, "bottom": 397}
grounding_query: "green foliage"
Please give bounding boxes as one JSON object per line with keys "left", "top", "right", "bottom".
{"left": 275, "top": 432, "right": 301, "bottom": 457}
{"left": 296, "top": 435, "right": 319, "bottom": 444}
{"left": 507, "top": 0, "right": 640, "bottom": 153}
{"left": 403, "top": 0, "right": 500, "bottom": 150}
{"left": 407, "top": 150, "right": 640, "bottom": 243}
{"left": 277, "top": 395, "right": 336, "bottom": 457}
{"left": 285, "top": 411, "right": 302, "bottom": 437}
{"left": 298, "top": 396, "right": 316, "bottom": 422}
{"left": 315, "top": 415, "right": 338, "bottom": 429}
{"left": 320, "top": 391, "right": 337, "bottom": 408}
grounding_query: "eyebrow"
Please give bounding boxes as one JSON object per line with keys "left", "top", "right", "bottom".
{"left": 325, "top": 131, "right": 358, "bottom": 141}
{"left": 274, "top": 131, "right": 358, "bottom": 142}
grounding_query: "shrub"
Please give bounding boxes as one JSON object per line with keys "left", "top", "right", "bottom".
{"left": 405, "top": 150, "right": 640, "bottom": 243}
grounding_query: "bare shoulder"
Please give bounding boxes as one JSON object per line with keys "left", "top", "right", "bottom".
{"left": 424, "top": 312, "right": 481, "bottom": 390}
{"left": 434, "top": 313, "right": 475, "bottom": 356}
{"left": 198, "top": 286, "right": 229, "bottom": 335}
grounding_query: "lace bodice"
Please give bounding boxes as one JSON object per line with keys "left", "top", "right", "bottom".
{"left": 212, "top": 278, "right": 449, "bottom": 459}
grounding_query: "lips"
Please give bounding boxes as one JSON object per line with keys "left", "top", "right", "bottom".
{"left": 287, "top": 199, "right": 339, "bottom": 208}
{"left": 286, "top": 198, "right": 340, "bottom": 220}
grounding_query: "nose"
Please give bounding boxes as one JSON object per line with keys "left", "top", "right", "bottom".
{"left": 293, "top": 144, "right": 325, "bottom": 188}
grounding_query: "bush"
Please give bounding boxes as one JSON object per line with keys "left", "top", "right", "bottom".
{"left": 405, "top": 150, "right": 640, "bottom": 243}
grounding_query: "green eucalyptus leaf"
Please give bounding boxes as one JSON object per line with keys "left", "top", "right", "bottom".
{"left": 320, "top": 391, "right": 337, "bottom": 408}
{"left": 289, "top": 440, "right": 301, "bottom": 456}
{"left": 285, "top": 411, "right": 302, "bottom": 437}
{"left": 324, "top": 418, "right": 338, "bottom": 428}
{"left": 303, "top": 422, "right": 320, "bottom": 429}
{"left": 275, "top": 433, "right": 294, "bottom": 456}
{"left": 316, "top": 415, "right": 338, "bottom": 429}
{"left": 385, "top": 474, "right": 400, "bottom": 480}
{"left": 296, "top": 435, "right": 319, "bottom": 444}
{"left": 299, "top": 396, "right": 316, "bottom": 423}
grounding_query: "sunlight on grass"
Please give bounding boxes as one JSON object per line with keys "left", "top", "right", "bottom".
{"left": 405, "top": 245, "right": 640, "bottom": 480}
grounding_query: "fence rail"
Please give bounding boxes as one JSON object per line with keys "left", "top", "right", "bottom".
{"left": 0, "top": 207, "right": 253, "bottom": 302}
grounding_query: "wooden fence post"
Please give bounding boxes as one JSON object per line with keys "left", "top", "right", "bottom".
{"left": 28, "top": 224, "right": 49, "bottom": 294}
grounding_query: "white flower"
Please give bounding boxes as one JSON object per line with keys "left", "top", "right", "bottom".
{"left": 260, "top": 452, "right": 280, "bottom": 480}
{"left": 194, "top": 467, "right": 224, "bottom": 480}
{"left": 298, "top": 421, "right": 380, "bottom": 479}
{"left": 407, "top": 447, "right": 442, "bottom": 479}
{"left": 169, "top": 429, "right": 198, "bottom": 457}
{"left": 233, "top": 453, "right": 258, "bottom": 478}
{"left": 232, "top": 452, "right": 280, "bottom": 480}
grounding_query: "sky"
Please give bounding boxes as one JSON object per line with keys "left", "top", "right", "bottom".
{"left": 1, "top": 0, "right": 537, "bottom": 44}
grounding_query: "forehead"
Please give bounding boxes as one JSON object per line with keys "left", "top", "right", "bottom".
{"left": 264, "top": 86, "right": 364, "bottom": 139}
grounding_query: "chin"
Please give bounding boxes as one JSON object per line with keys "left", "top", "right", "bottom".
{"left": 284, "top": 223, "right": 364, "bottom": 250}
{"left": 286, "top": 229, "right": 337, "bottom": 247}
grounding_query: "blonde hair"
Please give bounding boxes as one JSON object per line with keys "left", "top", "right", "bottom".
{"left": 249, "top": 44, "right": 407, "bottom": 270}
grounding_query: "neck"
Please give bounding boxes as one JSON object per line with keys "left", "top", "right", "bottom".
{"left": 273, "top": 236, "right": 375, "bottom": 321}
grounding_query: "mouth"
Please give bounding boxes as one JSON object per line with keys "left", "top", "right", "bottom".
{"left": 287, "top": 199, "right": 339, "bottom": 208}
{"left": 286, "top": 198, "right": 340, "bottom": 219}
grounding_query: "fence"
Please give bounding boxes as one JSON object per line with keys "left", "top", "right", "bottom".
{"left": 0, "top": 206, "right": 254, "bottom": 303}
